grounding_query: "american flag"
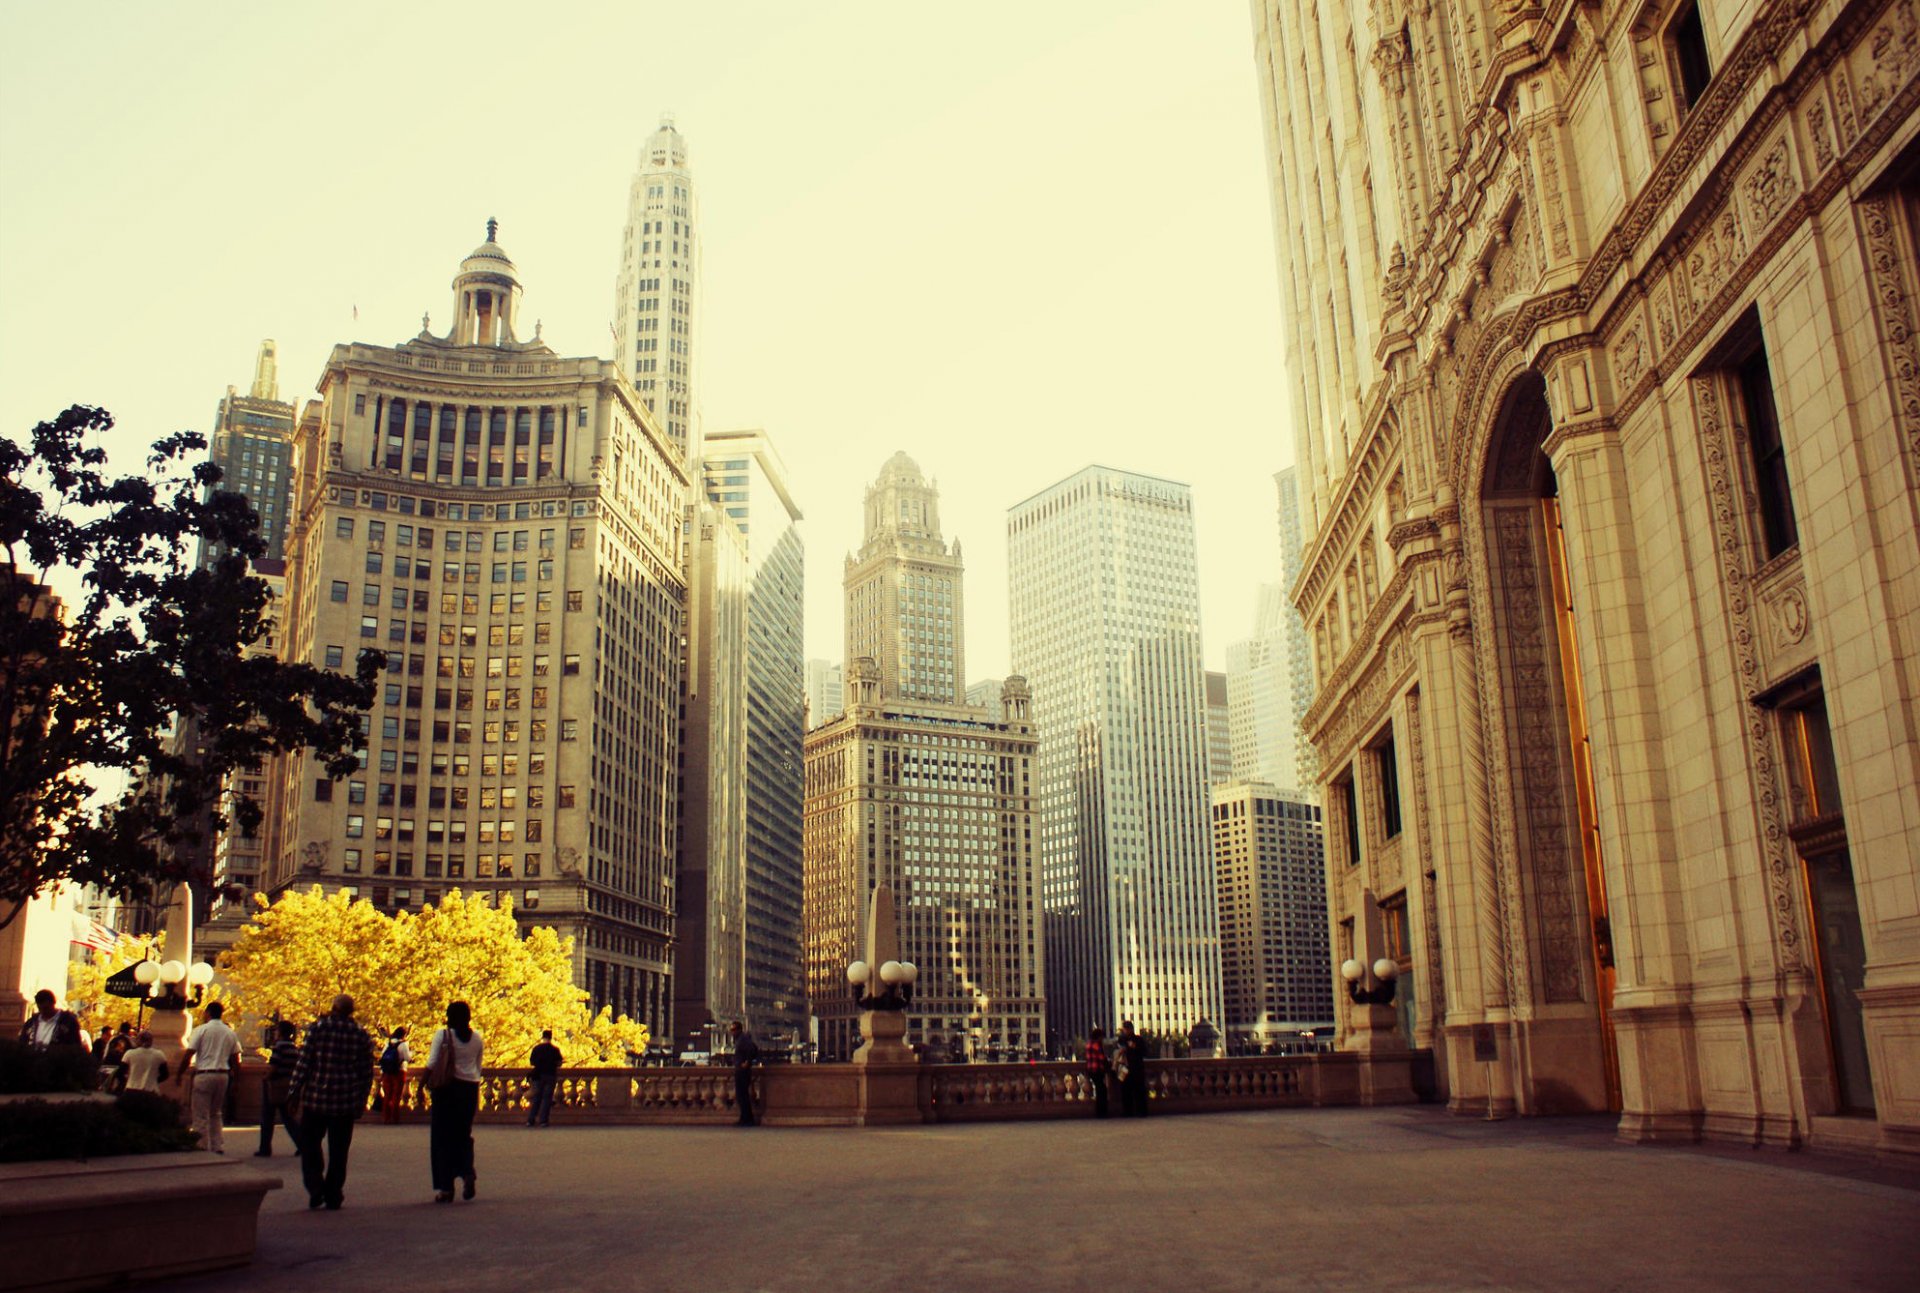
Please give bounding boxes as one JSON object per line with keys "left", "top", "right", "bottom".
{"left": 70, "top": 916, "right": 119, "bottom": 952}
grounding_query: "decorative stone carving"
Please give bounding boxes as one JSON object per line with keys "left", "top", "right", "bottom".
{"left": 1687, "top": 378, "right": 1805, "bottom": 971}
{"left": 1806, "top": 95, "right": 1836, "bottom": 171}
{"left": 1740, "top": 137, "right": 1797, "bottom": 230}
{"left": 1852, "top": 0, "right": 1920, "bottom": 124}
{"left": 1613, "top": 322, "right": 1648, "bottom": 390}
{"left": 1491, "top": 507, "right": 1584, "bottom": 1004}
{"left": 1860, "top": 196, "right": 1920, "bottom": 497}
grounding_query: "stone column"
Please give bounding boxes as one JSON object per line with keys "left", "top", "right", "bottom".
{"left": 1543, "top": 347, "right": 1700, "bottom": 1139}
{"left": 1435, "top": 487, "right": 1517, "bottom": 1117}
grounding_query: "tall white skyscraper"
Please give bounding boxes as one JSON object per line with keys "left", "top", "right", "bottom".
{"left": 1008, "top": 466, "right": 1222, "bottom": 1044}
{"left": 613, "top": 115, "right": 698, "bottom": 467}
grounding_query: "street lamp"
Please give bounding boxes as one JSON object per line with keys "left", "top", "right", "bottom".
{"left": 1341, "top": 958, "right": 1399, "bottom": 1006}
{"left": 847, "top": 958, "right": 917, "bottom": 1011}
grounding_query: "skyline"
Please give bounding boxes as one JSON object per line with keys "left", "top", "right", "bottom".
{"left": 0, "top": 1, "right": 1293, "bottom": 677}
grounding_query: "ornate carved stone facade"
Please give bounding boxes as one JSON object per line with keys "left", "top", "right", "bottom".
{"left": 1254, "top": 0, "right": 1920, "bottom": 1152}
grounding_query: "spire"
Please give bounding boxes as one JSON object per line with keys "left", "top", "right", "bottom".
{"left": 486, "top": 216, "right": 498, "bottom": 242}
{"left": 250, "top": 339, "right": 279, "bottom": 402}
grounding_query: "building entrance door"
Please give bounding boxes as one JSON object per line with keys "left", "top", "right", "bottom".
{"left": 1804, "top": 850, "right": 1875, "bottom": 1113}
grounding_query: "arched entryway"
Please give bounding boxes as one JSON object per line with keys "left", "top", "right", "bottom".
{"left": 1479, "top": 371, "right": 1620, "bottom": 1113}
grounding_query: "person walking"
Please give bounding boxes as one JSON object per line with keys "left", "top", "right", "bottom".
{"left": 179, "top": 1001, "right": 242, "bottom": 1153}
{"left": 1084, "top": 1027, "right": 1113, "bottom": 1118}
{"left": 426, "top": 1001, "right": 484, "bottom": 1203}
{"left": 526, "top": 1030, "right": 562, "bottom": 1128}
{"left": 377, "top": 1027, "right": 411, "bottom": 1124}
{"left": 255, "top": 1020, "right": 302, "bottom": 1157}
{"left": 289, "top": 995, "right": 375, "bottom": 1212}
{"left": 1117, "top": 1019, "right": 1150, "bottom": 1117}
{"left": 120, "top": 1031, "right": 169, "bottom": 1093}
{"left": 729, "top": 1020, "right": 760, "bottom": 1126}
{"left": 17, "top": 989, "right": 83, "bottom": 1050}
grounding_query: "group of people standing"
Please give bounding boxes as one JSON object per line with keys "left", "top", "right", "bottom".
{"left": 1083, "top": 1021, "right": 1151, "bottom": 1118}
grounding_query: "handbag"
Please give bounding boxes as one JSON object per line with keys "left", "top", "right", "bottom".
{"left": 424, "top": 1027, "right": 457, "bottom": 1092}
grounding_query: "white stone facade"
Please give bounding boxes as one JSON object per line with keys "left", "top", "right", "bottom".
{"left": 1252, "top": 0, "right": 1920, "bottom": 1151}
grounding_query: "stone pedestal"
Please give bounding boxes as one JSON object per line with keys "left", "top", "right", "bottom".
{"left": 852, "top": 1007, "right": 922, "bottom": 1124}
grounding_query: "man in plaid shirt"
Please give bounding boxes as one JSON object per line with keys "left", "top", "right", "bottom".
{"left": 290, "top": 994, "right": 375, "bottom": 1211}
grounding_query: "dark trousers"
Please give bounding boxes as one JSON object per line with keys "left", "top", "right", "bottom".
{"left": 1122, "top": 1071, "right": 1149, "bottom": 1117}
{"left": 430, "top": 1080, "right": 479, "bottom": 1190}
{"left": 1091, "top": 1072, "right": 1110, "bottom": 1118}
{"left": 526, "top": 1076, "right": 557, "bottom": 1126}
{"left": 299, "top": 1110, "right": 355, "bottom": 1205}
{"left": 734, "top": 1067, "right": 756, "bottom": 1125}
{"left": 258, "top": 1084, "right": 301, "bottom": 1155}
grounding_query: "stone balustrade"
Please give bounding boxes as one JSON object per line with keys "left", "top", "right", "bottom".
{"left": 370, "top": 1051, "right": 1386, "bottom": 1126}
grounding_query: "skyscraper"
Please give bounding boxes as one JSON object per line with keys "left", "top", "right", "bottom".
{"left": 804, "top": 658, "right": 843, "bottom": 728}
{"left": 1224, "top": 586, "right": 1301, "bottom": 791}
{"left": 1210, "top": 782, "right": 1331, "bottom": 1047}
{"left": 270, "top": 224, "right": 688, "bottom": 1037}
{"left": 1272, "top": 467, "right": 1316, "bottom": 790}
{"left": 843, "top": 452, "right": 965, "bottom": 705}
{"left": 210, "top": 341, "right": 297, "bottom": 561}
{"left": 804, "top": 456, "right": 1042, "bottom": 1061}
{"left": 612, "top": 115, "right": 698, "bottom": 467}
{"left": 704, "top": 429, "right": 807, "bottom": 1044}
{"left": 1204, "top": 670, "right": 1232, "bottom": 786}
{"left": 1007, "top": 465, "right": 1222, "bottom": 1045}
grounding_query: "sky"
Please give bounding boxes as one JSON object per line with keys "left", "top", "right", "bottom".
{"left": 0, "top": 0, "right": 1294, "bottom": 677}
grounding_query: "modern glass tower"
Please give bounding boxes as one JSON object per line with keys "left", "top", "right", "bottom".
{"left": 1007, "top": 465, "right": 1222, "bottom": 1046}
{"left": 612, "top": 115, "right": 698, "bottom": 468}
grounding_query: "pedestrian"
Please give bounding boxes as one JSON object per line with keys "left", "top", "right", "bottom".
{"left": 1084, "top": 1027, "right": 1112, "bottom": 1118}
{"left": 526, "top": 1029, "right": 562, "bottom": 1128}
{"left": 255, "top": 1021, "right": 302, "bottom": 1157}
{"left": 729, "top": 1020, "right": 760, "bottom": 1126}
{"left": 120, "top": 1031, "right": 169, "bottom": 1092}
{"left": 426, "top": 1001, "right": 484, "bottom": 1203}
{"left": 1117, "top": 1019, "right": 1149, "bottom": 1117}
{"left": 179, "top": 1001, "right": 243, "bottom": 1153}
{"left": 98, "top": 1022, "right": 134, "bottom": 1091}
{"left": 378, "top": 1027, "right": 411, "bottom": 1124}
{"left": 17, "top": 989, "right": 83, "bottom": 1050}
{"left": 289, "top": 994, "right": 375, "bottom": 1212}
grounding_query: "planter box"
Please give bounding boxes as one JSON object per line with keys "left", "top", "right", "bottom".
{"left": 0, "top": 1153, "right": 280, "bottom": 1292}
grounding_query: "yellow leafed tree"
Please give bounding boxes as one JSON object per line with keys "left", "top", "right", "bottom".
{"left": 220, "top": 887, "right": 648, "bottom": 1067}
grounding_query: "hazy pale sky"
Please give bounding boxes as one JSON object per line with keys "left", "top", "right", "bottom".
{"left": 0, "top": 1, "right": 1293, "bottom": 676}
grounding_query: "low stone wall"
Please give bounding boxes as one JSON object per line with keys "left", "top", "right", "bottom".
{"left": 0, "top": 1153, "right": 280, "bottom": 1292}
{"left": 369, "top": 1052, "right": 1393, "bottom": 1126}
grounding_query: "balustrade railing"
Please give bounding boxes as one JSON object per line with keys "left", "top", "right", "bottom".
{"left": 369, "top": 1052, "right": 1373, "bottom": 1126}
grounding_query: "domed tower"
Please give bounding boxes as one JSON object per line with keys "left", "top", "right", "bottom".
{"left": 448, "top": 218, "right": 523, "bottom": 347}
{"left": 843, "top": 452, "right": 967, "bottom": 704}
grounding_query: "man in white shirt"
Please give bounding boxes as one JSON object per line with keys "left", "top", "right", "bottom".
{"left": 179, "top": 1000, "right": 243, "bottom": 1153}
{"left": 121, "top": 1031, "right": 169, "bottom": 1092}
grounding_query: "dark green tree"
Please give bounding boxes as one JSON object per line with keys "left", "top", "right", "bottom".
{"left": 0, "top": 405, "right": 378, "bottom": 930}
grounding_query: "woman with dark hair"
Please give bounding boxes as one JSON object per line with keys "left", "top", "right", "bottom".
{"left": 427, "top": 1001, "right": 484, "bottom": 1203}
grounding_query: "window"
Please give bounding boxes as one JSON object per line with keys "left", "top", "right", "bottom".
{"left": 1338, "top": 774, "right": 1361, "bottom": 867}
{"left": 324, "top": 645, "right": 344, "bottom": 669}
{"left": 560, "top": 719, "right": 578, "bottom": 742}
{"left": 1736, "top": 342, "right": 1798, "bottom": 559}
{"left": 331, "top": 581, "right": 349, "bottom": 603}
{"left": 563, "top": 655, "right": 581, "bottom": 676}
{"left": 1376, "top": 732, "right": 1402, "bottom": 840}
{"left": 1670, "top": 2, "right": 1712, "bottom": 112}
{"left": 336, "top": 517, "right": 355, "bottom": 540}
{"left": 345, "top": 815, "right": 364, "bottom": 839}
{"left": 314, "top": 780, "right": 333, "bottom": 802}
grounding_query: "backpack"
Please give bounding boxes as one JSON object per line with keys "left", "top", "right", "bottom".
{"left": 379, "top": 1040, "right": 403, "bottom": 1074}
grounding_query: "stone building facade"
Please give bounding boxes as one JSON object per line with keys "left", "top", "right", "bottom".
{"left": 268, "top": 226, "right": 688, "bottom": 1038}
{"left": 1253, "top": 0, "right": 1920, "bottom": 1152}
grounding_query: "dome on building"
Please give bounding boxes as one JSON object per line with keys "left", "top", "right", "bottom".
{"left": 458, "top": 218, "right": 519, "bottom": 282}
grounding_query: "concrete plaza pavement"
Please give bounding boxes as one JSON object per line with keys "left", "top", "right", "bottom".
{"left": 158, "top": 1106, "right": 1919, "bottom": 1293}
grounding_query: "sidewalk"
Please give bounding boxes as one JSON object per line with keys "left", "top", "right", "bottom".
{"left": 159, "top": 1106, "right": 1920, "bottom": 1292}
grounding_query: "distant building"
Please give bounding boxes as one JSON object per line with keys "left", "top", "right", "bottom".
{"left": 1007, "top": 465, "right": 1221, "bottom": 1045}
{"left": 965, "top": 677, "right": 1002, "bottom": 710}
{"left": 804, "top": 457, "right": 1043, "bottom": 1061}
{"left": 1272, "top": 467, "right": 1316, "bottom": 790}
{"left": 1204, "top": 670, "right": 1232, "bottom": 786}
{"left": 1211, "top": 782, "right": 1331, "bottom": 1046}
{"left": 804, "top": 659, "right": 843, "bottom": 728}
{"left": 1224, "top": 586, "right": 1302, "bottom": 792}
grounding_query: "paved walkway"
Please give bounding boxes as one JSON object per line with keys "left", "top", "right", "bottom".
{"left": 160, "top": 1107, "right": 1918, "bottom": 1292}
